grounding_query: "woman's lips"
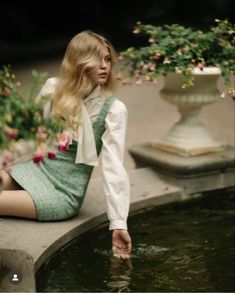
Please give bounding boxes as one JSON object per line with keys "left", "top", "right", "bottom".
{"left": 99, "top": 73, "right": 107, "bottom": 77}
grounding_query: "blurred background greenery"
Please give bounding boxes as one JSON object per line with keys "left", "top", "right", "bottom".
{"left": 0, "top": 0, "right": 234, "bottom": 65}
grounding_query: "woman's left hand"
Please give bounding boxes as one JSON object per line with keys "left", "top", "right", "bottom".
{"left": 112, "top": 229, "right": 132, "bottom": 259}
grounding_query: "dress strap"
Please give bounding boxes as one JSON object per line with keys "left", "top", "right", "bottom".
{"left": 92, "top": 96, "right": 117, "bottom": 156}
{"left": 92, "top": 95, "right": 116, "bottom": 126}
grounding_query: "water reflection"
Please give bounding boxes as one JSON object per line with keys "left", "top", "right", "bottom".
{"left": 101, "top": 243, "right": 169, "bottom": 291}
{"left": 107, "top": 257, "right": 133, "bottom": 292}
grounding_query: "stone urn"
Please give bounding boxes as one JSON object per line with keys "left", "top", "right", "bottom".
{"left": 151, "top": 67, "right": 226, "bottom": 156}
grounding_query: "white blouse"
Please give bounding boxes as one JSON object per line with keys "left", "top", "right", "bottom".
{"left": 37, "top": 78, "right": 130, "bottom": 231}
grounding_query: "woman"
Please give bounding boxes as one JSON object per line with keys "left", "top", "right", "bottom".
{"left": 0, "top": 31, "right": 132, "bottom": 259}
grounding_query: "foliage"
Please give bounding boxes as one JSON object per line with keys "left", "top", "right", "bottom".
{"left": 119, "top": 19, "right": 235, "bottom": 97}
{"left": 0, "top": 66, "right": 65, "bottom": 166}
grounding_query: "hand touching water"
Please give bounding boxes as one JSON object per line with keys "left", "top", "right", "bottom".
{"left": 112, "top": 230, "right": 132, "bottom": 259}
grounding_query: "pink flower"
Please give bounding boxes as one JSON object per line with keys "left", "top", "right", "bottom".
{"left": 33, "top": 151, "right": 44, "bottom": 163}
{"left": 48, "top": 151, "right": 56, "bottom": 159}
{"left": 147, "top": 63, "right": 156, "bottom": 71}
{"left": 58, "top": 144, "right": 68, "bottom": 151}
{"left": 5, "top": 126, "right": 18, "bottom": 140}
{"left": 151, "top": 53, "right": 162, "bottom": 61}
{"left": 57, "top": 132, "right": 71, "bottom": 151}
{"left": 197, "top": 62, "right": 205, "bottom": 71}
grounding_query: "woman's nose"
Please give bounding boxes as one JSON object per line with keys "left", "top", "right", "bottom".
{"left": 100, "top": 59, "right": 107, "bottom": 68}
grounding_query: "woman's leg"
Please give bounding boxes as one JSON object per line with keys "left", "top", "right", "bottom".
{"left": 0, "top": 190, "right": 37, "bottom": 219}
{"left": 0, "top": 169, "right": 37, "bottom": 219}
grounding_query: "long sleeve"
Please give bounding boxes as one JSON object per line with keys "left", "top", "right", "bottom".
{"left": 99, "top": 101, "right": 130, "bottom": 230}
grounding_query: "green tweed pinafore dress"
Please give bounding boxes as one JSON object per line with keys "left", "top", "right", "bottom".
{"left": 10, "top": 95, "right": 116, "bottom": 221}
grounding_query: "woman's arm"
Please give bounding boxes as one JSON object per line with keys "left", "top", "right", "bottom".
{"left": 99, "top": 100, "right": 132, "bottom": 257}
{"left": 99, "top": 101, "right": 130, "bottom": 230}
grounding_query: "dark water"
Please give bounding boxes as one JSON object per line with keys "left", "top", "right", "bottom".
{"left": 36, "top": 189, "right": 235, "bottom": 292}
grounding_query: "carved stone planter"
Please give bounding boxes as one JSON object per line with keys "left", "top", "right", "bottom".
{"left": 151, "top": 67, "right": 225, "bottom": 156}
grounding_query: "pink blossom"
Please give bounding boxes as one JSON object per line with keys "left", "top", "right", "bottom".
{"left": 197, "top": 62, "right": 205, "bottom": 71}
{"left": 48, "top": 150, "right": 56, "bottom": 159}
{"left": 33, "top": 151, "right": 44, "bottom": 163}
{"left": 5, "top": 127, "right": 18, "bottom": 140}
{"left": 57, "top": 132, "right": 71, "bottom": 151}
{"left": 151, "top": 53, "right": 161, "bottom": 61}
{"left": 58, "top": 144, "right": 68, "bottom": 151}
{"left": 147, "top": 63, "right": 156, "bottom": 71}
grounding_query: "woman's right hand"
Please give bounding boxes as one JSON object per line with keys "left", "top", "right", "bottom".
{"left": 112, "top": 229, "right": 132, "bottom": 259}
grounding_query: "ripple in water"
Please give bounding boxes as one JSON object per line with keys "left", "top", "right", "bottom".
{"left": 94, "top": 243, "right": 169, "bottom": 259}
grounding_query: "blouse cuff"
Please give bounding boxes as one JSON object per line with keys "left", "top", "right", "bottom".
{"left": 109, "top": 220, "right": 128, "bottom": 231}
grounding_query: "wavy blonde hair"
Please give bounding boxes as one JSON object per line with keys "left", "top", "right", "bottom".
{"left": 52, "top": 31, "right": 117, "bottom": 125}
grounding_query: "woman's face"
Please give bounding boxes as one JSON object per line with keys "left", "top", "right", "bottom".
{"left": 86, "top": 46, "right": 111, "bottom": 86}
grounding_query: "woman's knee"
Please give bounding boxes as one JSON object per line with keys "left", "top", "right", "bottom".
{"left": 0, "top": 169, "right": 22, "bottom": 190}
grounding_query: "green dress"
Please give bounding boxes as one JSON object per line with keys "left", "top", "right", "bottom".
{"left": 10, "top": 96, "right": 116, "bottom": 221}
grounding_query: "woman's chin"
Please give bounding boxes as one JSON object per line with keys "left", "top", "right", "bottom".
{"left": 97, "top": 79, "right": 107, "bottom": 85}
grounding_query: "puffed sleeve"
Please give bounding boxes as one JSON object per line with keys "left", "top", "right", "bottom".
{"left": 99, "top": 100, "right": 130, "bottom": 230}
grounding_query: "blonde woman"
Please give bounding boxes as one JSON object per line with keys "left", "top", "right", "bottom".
{"left": 0, "top": 31, "right": 132, "bottom": 259}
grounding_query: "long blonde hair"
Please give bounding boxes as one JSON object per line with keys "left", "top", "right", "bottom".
{"left": 52, "top": 31, "right": 117, "bottom": 124}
